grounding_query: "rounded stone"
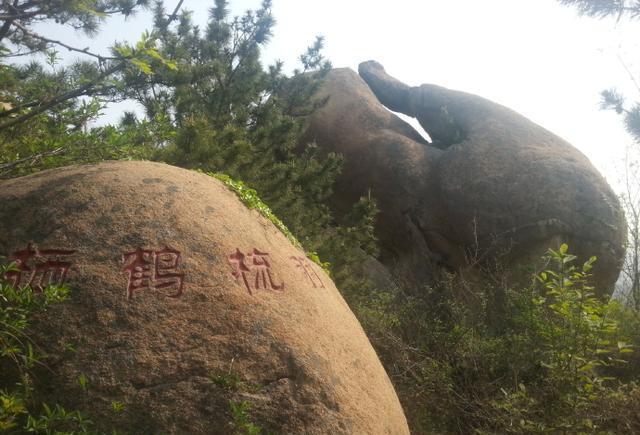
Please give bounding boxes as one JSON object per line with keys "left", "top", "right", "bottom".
{"left": 0, "top": 161, "right": 409, "bottom": 434}
{"left": 303, "top": 63, "right": 626, "bottom": 294}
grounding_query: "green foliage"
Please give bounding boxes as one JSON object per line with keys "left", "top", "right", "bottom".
{"left": 212, "top": 370, "right": 245, "bottom": 392}
{"left": 599, "top": 87, "right": 640, "bottom": 143}
{"left": 210, "top": 173, "right": 304, "bottom": 248}
{"left": 318, "top": 194, "right": 380, "bottom": 303}
{"left": 0, "top": 263, "right": 92, "bottom": 434}
{"left": 109, "top": 401, "right": 125, "bottom": 413}
{"left": 488, "top": 245, "right": 630, "bottom": 432}
{"left": 210, "top": 359, "right": 259, "bottom": 394}
{"left": 24, "top": 404, "right": 92, "bottom": 435}
{"left": 0, "top": 60, "right": 109, "bottom": 176}
{"left": 0, "top": 0, "right": 181, "bottom": 176}
{"left": 229, "top": 401, "right": 261, "bottom": 435}
{"left": 113, "top": 30, "right": 178, "bottom": 75}
{"left": 209, "top": 172, "right": 331, "bottom": 272}
{"left": 360, "top": 245, "right": 640, "bottom": 433}
{"left": 1, "top": 1, "right": 150, "bottom": 47}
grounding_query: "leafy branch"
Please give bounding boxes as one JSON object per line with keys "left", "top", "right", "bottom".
{"left": 0, "top": 0, "right": 184, "bottom": 132}
{"left": 11, "top": 20, "right": 118, "bottom": 61}
{"left": 0, "top": 146, "right": 64, "bottom": 177}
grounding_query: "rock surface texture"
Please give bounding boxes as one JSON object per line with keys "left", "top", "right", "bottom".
{"left": 302, "top": 61, "right": 626, "bottom": 292}
{"left": 0, "top": 161, "right": 409, "bottom": 434}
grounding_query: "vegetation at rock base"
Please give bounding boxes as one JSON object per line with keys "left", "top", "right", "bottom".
{"left": 0, "top": 263, "right": 94, "bottom": 433}
{"left": 2, "top": 0, "right": 640, "bottom": 433}
{"left": 358, "top": 244, "right": 640, "bottom": 433}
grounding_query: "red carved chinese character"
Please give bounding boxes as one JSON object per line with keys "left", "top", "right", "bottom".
{"left": 291, "top": 256, "right": 325, "bottom": 289}
{"left": 228, "top": 248, "right": 252, "bottom": 294}
{"left": 228, "top": 248, "right": 284, "bottom": 295}
{"left": 4, "top": 243, "right": 76, "bottom": 291}
{"left": 122, "top": 246, "right": 184, "bottom": 300}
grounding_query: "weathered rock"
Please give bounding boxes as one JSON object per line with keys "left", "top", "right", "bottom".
{"left": 299, "top": 67, "right": 447, "bottom": 287}
{"left": 303, "top": 62, "right": 626, "bottom": 293}
{"left": 0, "top": 161, "right": 409, "bottom": 434}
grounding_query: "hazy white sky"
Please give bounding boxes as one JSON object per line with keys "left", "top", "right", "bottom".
{"left": 35, "top": 0, "right": 640, "bottom": 191}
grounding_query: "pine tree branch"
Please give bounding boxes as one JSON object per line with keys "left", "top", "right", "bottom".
{"left": 0, "top": 98, "right": 43, "bottom": 117}
{"left": 13, "top": 0, "right": 45, "bottom": 9}
{"left": 617, "top": 53, "right": 640, "bottom": 95}
{"left": 0, "top": 0, "right": 33, "bottom": 41}
{"left": 0, "top": 16, "right": 12, "bottom": 40}
{"left": 0, "top": 1, "right": 147, "bottom": 22}
{"left": 0, "top": 47, "right": 38, "bottom": 57}
{"left": 0, "top": 0, "right": 185, "bottom": 131}
{"left": 0, "top": 146, "right": 64, "bottom": 176}
{"left": 0, "top": 0, "right": 17, "bottom": 41}
{"left": 0, "top": 1, "right": 152, "bottom": 45}
{"left": 559, "top": 0, "right": 640, "bottom": 19}
{"left": 167, "top": 0, "right": 184, "bottom": 23}
{"left": 0, "top": 62, "right": 124, "bottom": 130}
{"left": 0, "top": 59, "right": 127, "bottom": 119}
{"left": 11, "top": 20, "right": 118, "bottom": 61}
{"left": 0, "top": 10, "right": 38, "bottom": 20}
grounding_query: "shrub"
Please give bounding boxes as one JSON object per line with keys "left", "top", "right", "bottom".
{"left": 354, "top": 245, "right": 640, "bottom": 433}
{"left": 0, "top": 262, "right": 91, "bottom": 434}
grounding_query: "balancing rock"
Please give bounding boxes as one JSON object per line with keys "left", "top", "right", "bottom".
{"left": 301, "top": 62, "right": 626, "bottom": 293}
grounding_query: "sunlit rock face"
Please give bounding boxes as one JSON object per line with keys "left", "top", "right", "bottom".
{"left": 302, "top": 61, "right": 626, "bottom": 294}
{"left": 0, "top": 161, "right": 409, "bottom": 435}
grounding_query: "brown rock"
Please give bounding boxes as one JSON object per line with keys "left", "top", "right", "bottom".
{"left": 303, "top": 62, "right": 626, "bottom": 293}
{"left": 299, "top": 67, "right": 448, "bottom": 286}
{"left": 0, "top": 161, "right": 409, "bottom": 434}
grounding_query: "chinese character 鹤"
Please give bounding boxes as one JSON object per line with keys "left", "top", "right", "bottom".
{"left": 4, "top": 243, "right": 76, "bottom": 291}
{"left": 228, "top": 248, "right": 284, "bottom": 295}
{"left": 122, "top": 246, "right": 184, "bottom": 300}
{"left": 291, "top": 256, "right": 325, "bottom": 289}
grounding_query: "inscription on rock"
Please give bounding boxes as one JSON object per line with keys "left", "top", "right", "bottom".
{"left": 122, "top": 246, "right": 184, "bottom": 299}
{"left": 291, "top": 256, "right": 325, "bottom": 289}
{"left": 228, "top": 248, "right": 284, "bottom": 295}
{"left": 4, "top": 243, "right": 76, "bottom": 291}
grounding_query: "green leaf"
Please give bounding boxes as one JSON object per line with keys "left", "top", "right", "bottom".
{"left": 144, "top": 48, "right": 163, "bottom": 61}
{"left": 130, "top": 58, "right": 153, "bottom": 75}
{"left": 164, "top": 61, "right": 178, "bottom": 71}
{"left": 78, "top": 373, "right": 89, "bottom": 391}
{"left": 114, "top": 45, "right": 133, "bottom": 57}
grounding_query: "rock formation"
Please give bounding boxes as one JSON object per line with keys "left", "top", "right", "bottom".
{"left": 301, "top": 61, "right": 626, "bottom": 292}
{"left": 0, "top": 161, "right": 409, "bottom": 434}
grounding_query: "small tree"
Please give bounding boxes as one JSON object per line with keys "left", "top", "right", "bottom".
{"left": 0, "top": 0, "right": 184, "bottom": 177}
{"left": 533, "top": 246, "right": 628, "bottom": 429}
{"left": 0, "top": 0, "right": 164, "bottom": 129}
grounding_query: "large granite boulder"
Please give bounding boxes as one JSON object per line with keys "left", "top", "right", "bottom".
{"left": 302, "top": 62, "right": 626, "bottom": 292}
{"left": 0, "top": 161, "right": 409, "bottom": 434}
{"left": 299, "top": 67, "right": 447, "bottom": 288}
